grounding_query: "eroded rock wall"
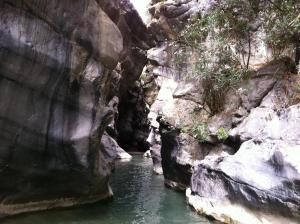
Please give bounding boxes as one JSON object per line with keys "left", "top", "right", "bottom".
{"left": 112, "top": 0, "right": 155, "bottom": 152}
{"left": 0, "top": 0, "right": 151, "bottom": 217}
{"left": 146, "top": 0, "right": 300, "bottom": 223}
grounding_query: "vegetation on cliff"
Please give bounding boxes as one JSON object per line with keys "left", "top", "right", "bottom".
{"left": 175, "top": 0, "right": 300, "bottom": 114}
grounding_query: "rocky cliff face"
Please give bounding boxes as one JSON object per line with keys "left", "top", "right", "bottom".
{"left": 0, "top": 0, "right": 151, "bottom": 217}
{"left": 113, "top": 0, "right": 155, "bottom": 152}
{"left": 1, "top": 0, "right": 299, "bottom": 222}
{"left": 146, "top": 0, "right": 300, "bottom": 223}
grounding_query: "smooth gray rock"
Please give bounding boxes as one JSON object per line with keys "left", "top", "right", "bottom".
{"left": 147, "top": 128, "right": 163, "bottom": 174}
{"left": 148, "top": 0, "right": 200, "bottom": 41}
{"left": 160, "top": 128, "right": 193, "bottom": 190}
{"left": 189, "top": 139, "right": 300, "bottom": 224}
{"left": 101, "top": 132, "right": 132, "bottom": 161}
{"left": 230, "top": 103, "right": 300, "bottom": 142}
{"left": 189, "top": 97, "right": 300, "bottom": 224}
{"left": 0, "top": 0, "right": 124, "bottom": 216}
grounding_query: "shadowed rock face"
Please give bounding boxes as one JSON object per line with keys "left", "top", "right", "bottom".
{"left": 97, "top": 0, "right": 155, "bottom": 152}
{"left": 0, "top": 0, "right": 124, "bottom": 216}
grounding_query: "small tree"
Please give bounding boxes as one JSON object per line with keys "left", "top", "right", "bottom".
{"left": 262, "top": 0, "right": 300, "bottom": 67}
{"left": 175, "top": 0, "right": 300, "bottom": 114}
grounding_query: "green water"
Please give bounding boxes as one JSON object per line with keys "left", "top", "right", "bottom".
{"left": 2, "top": 155, "right": 211, "bottom": 224}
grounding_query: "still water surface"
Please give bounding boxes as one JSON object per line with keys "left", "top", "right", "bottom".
{"left": 3, "top": 155, "right": 211, "bottom": 224}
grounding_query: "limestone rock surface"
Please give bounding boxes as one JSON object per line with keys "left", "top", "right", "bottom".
{"left": 146, "top": 0, "right": 300, "bottom": 223}
{"left": 0, "top": 0, "right": 146, "bottom": 217}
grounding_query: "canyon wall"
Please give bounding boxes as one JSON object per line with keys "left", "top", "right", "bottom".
{"left": 1, "top": 0, "right": 299, "bottom": 222}
{"left": 146, "top": 0, "right": 300, "bottom": 223}
{"left": 0, "top": 0, "right": 151, "bottom": 217}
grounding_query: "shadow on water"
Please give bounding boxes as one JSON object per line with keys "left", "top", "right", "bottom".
{"left": 2, "top": 155, "right": 212, "bottom": 224}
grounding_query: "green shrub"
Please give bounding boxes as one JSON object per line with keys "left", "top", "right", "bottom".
{"left": 193, "top": 37, "right": 250, "bottom": 114}
{"left": 263, "top": 1, "right": 300, "bottom": 57}
{"left": 174, "top": 0, "right": 299, "bottom": 114}
{"left": 181, "top": 122, "right": 209, "bottom": 143}
{"left": 216, "top": 127, "right": 229, "bottom": 141}
{"left": 175, "top": 0, "right": 255, "bottom": 114}
{"left": 191, "top": 123, "right": 209, "bottom": 143}
{"left": 181, "top": 126, "right": 190, "bottom": 134}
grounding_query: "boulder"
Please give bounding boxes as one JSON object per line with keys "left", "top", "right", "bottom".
{"left": 188, "top": 139, "right": 300, "bottom": 224}
{"left": 101, "top": 133, "right": 132, "bottom": 161}
{"left": 143, "top": 150, "right": 152, "bottom": 158}
{"left": 147, "top": 128, "right": 163, "bottom": 174}
{"left": 160, "top": 129, "right": 193, "bottom": 190}
{"left": 188, "top": 97, "right": 300, "bottom": 223}
{"left": 230, "top": 103, "right": 300, "bottom": 142}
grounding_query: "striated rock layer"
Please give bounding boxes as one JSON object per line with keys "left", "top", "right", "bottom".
{"left": 0, "top": 0, "right": 151, "bottom": 217}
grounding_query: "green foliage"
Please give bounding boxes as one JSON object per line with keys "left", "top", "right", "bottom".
{"left": 140, "top": 70, "right": 148, "bottom": 82}
{"left": 191, "top": 123, "right": 209, "bottom": 143}
{"left": 180, "top": 123, "right": 209, "bottom": 142}
{"left": 263, "top": 0, "right": 300, "bottom": 55}
{"left": 174, "top": 46, "right": 188, "bottom": 67}
{"left": 216, "top": 127, "right": 229, "bottom": 141}
{"left": 180, "top": 16, "right": 209, "bottom": 47}
{"left": 181, "top": 126, "right": 190, "bottom": 134}
{"left": 182, "top": 124, "right": 230, "bottom": 143}
{"left": 175, "top": 0, "right": 299, "bottom": 114}
{"left": 178, "top": 10, "right": 251, "bottom": 114}
{"left": 181, "top": 0, "right": 261, "bottom": 47}
{"left": 192, "top": 37, "right": 250, "bottom": 113}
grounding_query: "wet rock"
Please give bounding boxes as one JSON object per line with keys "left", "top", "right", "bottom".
{"left": 151, "top": 147, "right": 163, "bottom": 175}
{"left": 117, "top": 81, "right": 150, "bottom": 152}
{"left": 147, "top": 128, "right": 163, "bottom": 174}
{"left": 101, "top": 132, "right": 132, "bottom": 161}
{"left": 143, "top": 150, "right": 152, "bottom": 158}
{"left": 160, "top": 128, "right": 193, "bottom": 190}
{"left": 160, "top": 122, "right": 235, "bottom": 189}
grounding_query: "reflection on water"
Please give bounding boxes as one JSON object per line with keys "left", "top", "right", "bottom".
{"left": 2, "top": 155, "right": 211, "bottom": 224}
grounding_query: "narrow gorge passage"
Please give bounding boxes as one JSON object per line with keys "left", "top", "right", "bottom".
{"left": 1, "top": 0, "right": 300, "bottom": 223}
{"left": 1, "top": 155, "right": 211, "bottom": 224}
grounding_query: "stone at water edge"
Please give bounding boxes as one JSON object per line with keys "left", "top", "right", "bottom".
{"left": 101, "top": 133, "right": 132, "bottom": 161}
{"left": 144, "top": 150, "right": 152, "bottom": 158}
{"left": 186, "top": 188, "right": 298, "bottom": 224}
{"left": 188, "top": 138, "right": 300, "bottom": 224}
{"left": 186, "top": 90, "right": 300, "bottom": 223}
